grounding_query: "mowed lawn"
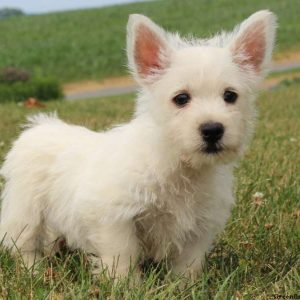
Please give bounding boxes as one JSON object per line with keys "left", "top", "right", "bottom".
{"left": 0, "top": 0, "right": 299, "bottom": 82}
{"left": 0, "top": 81, "right": 299, "bottom": 299}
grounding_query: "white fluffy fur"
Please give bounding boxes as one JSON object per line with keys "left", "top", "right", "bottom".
{"left": 0, "top": 11, "right": 276, "bottom": 278}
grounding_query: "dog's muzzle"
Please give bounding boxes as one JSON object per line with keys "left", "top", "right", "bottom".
{"left": 199, "top": 122, "right": 225, "bottom": 154}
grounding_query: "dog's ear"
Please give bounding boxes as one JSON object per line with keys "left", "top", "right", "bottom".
{"left": 230, "top": 10, "right": 277, "bottom": 75}
{"left": 127, "top": 14, "right": 171, "bottom": 85}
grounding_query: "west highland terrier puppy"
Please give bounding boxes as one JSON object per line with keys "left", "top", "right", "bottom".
{"left": 0, "top": 11, "right": 276, "bottom": 279}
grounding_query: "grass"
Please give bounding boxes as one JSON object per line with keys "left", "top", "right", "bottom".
{"left": 0, "top": 81, "right": 299, "bottom": 298}
{"left": 269, "top": 68, "right": 300, "bottom": 78}
{"left": 0, "top": 0, "right": 299, "bottom": 82}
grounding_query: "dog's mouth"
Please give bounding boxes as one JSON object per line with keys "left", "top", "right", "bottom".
{"left": 200, "top": 143, "right": 224, "bottom": 155}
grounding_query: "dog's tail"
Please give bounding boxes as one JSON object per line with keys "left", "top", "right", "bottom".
{"left": 23, "top": 112, "right": 63, "bottom": 129}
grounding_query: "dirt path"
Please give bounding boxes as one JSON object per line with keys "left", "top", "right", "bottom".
{"left": 64, "top": 52, "right": 300, "bottom": 101}
{"left": 264, "top": 70, "right": 300, "bottom": 89}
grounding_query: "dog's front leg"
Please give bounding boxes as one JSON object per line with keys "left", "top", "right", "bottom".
{"left": 88, "top": 221, "right": 140, "bottom": 280}
{"left": 171, "top": 236, "right": 213, "bottom": 278}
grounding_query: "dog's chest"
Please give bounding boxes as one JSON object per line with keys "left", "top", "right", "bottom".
{"left": 134, "top": 173, "right": 208, "bottom": 261}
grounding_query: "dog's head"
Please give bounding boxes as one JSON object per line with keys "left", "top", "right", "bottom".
{"left": 127, "top": 11, "right": 276, "bottom": 168}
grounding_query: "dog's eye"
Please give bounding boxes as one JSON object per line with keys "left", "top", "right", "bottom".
{"left": 172, "top": 93, "right": 191, "bottom": 107}
{"left": 223, "top": 90, "right": 238, "bottom": 104}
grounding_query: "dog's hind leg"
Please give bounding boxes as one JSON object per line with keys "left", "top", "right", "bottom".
{"left": 0, "top": 217, "right": 43, "bottom": 268}
{"left": 0, "top": 173, "right": 45, "bottom": 268}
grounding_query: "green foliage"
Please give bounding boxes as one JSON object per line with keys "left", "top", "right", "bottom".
{"left": 280, "top": 76, "right": 300, "bottom": 86}
{"left": 0, "top": 7, "right": 24, "bottom": 19}
{"left": 0, "top": 67, "right": 31, "bottom": 83}
{"left": 0, "top": 82, "right": 299, "bottom": 298}
{"left": 30, "top": 77, "right": 63, "bottom": 101}
{"left": 0, "top": 76, "right": 63, "bottom": 102}
{"left": 0, "top": 0, "right": 299, "bottom": 82}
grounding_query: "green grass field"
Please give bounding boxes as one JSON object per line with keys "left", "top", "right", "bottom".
{"left": 0, "top": 0, "right": 299, "bottom": 82}
{"left": 0, "top": 80, "right": 299, "bottom": 298}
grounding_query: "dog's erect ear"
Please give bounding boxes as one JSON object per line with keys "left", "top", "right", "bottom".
{"left": 127, "top": 14, "right": 171, "bottom": 85}
{"left": 230, "top": 10, "right": 277, "bottom": 74}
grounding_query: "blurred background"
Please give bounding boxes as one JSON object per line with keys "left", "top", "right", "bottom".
{"left": 0, "top": 0, "right": 147, "bottom": 14}
{"left": 0, "top": 0, "right": 299, "bottom": 102}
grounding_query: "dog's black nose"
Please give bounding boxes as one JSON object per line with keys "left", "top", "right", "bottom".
{"left": 200, "top": 122, "right": 224, "bottom": 143}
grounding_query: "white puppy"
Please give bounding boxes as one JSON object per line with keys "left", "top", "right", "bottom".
{"left": 0, "top": 11, "right": 276, "bottom": 278}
